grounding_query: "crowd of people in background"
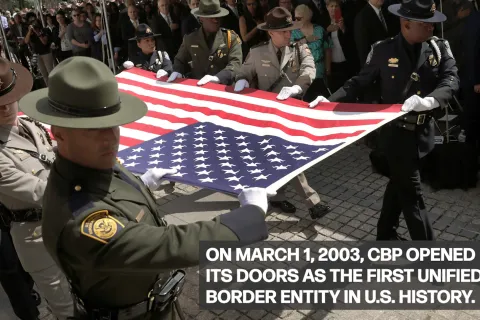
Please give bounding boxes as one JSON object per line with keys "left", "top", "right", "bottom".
{"left": 0, "top": 0, "right": 475, "bottom": 97}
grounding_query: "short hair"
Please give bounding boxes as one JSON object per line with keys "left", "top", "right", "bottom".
{"left": 295, "top": 4, "right": 313, "bottom": 22}
{"left": 325, "top": 0, "right": 341, "bottom": 5}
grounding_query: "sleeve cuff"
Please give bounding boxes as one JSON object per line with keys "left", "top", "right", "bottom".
{"left": 219, "top": 204, "right": 268, "bottom": 244}
{"left": 215, "top": 70, "right": 234, "bottom": 85}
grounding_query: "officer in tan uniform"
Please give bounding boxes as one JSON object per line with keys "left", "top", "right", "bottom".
{"left": 19, "top": 57, "right": 272, "bottom": 320}
{"left": 233, "top": 7, "right": 331, "bottom": 219}
{"left": 167, "top": 0, "right": 243, "bottom": 86}
{"left": 0, "top": 58, "right": 74, "bottom": 318}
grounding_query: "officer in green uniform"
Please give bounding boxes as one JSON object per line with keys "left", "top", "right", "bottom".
{"left": 122, "top": 23, "right": 173, "bottom": 79}
{"left": 167, "top": 0, "right": 243, "bottom": 86}
{"left": 19, "top": 57, "right": 271, "bottom": 319}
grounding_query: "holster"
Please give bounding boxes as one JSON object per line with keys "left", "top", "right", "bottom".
{"left": 73, "top": 270, "right": 186, "bottom": 320}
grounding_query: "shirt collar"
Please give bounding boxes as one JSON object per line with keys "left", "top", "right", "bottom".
{"left": 54, "top": 152, "right": 115, "bottom": 194}
{"left": 368, "top": 2, "right": 381, "bottom": 15}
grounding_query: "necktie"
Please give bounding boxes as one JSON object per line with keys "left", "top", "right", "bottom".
{"left": 133, "top": 20, "right": 138, "bottom": 29}
{"left": 277, "top": 49, "right": 282, "bottom": 65}
{"left": 378, "top": 11, "right": 388, "bottom": 32}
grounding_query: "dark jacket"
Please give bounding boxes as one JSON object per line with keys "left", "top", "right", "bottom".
{"left": 329, "top": 35, "right": 459, "bottom": 158}
{"left": 353, "top": 3, "right": 399, "bottom": 65}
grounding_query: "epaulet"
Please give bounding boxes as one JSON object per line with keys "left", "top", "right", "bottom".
{"left": 372, "top": 37, "right": 394, "bottom": 48}
{"left": 251, "top": 41, "right": 269, "bottom": 50}
{"left": 429, "top": 36, "right": 444, "bottom": 42}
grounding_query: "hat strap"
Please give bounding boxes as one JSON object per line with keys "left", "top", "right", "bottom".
{"left": 48, "top": 98, "right": 121, "bottom": 117}
{"left": 0, "top": 69, "right": 17, "bottom": 97}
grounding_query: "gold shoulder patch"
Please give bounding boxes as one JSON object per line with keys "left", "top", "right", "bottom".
{"left": 80, "top": 210, "right": 124, "bottom": 244}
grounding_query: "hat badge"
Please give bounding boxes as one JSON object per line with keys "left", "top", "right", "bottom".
{"left": 286, "top": 16, "right": 292, "bottom": 23}
{"left": 146, "top": 28, "right": 151, "bottom": 33}
{"left": 430, "top": 3, "right": 436, "bottom": 13}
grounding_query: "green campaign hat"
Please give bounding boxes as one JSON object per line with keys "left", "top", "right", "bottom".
{"left": 19, "top": 57, "right": 147, "bottom": 129}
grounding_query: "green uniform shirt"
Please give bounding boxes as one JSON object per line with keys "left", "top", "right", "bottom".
{"left": 173, "top": 27, "right": 243, "bottom": 85}
{"left": 41, "top": 154, "right": 267, "bottom": 311}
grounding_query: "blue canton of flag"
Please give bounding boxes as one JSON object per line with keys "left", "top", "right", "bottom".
{"left": 117, "top": 123, "right": 341, "bottom": 195}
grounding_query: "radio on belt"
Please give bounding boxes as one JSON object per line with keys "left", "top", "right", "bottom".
{"left": 149, "top": 270, "right": 186, "bottom": 312}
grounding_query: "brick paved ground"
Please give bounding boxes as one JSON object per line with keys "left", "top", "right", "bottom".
{"left": 1, "top": 141, "right": 480, "bottom": 319}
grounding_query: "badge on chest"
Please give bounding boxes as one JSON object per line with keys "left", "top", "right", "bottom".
{"left": 388, "top": 58, "right": 399, "bottom": 68}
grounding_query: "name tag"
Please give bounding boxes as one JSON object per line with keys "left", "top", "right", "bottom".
{"left": 262, "top": 64, "right": 270, "bottom": 67}
{"left": 191, "top": 45, "right": 199, "bottom": 48}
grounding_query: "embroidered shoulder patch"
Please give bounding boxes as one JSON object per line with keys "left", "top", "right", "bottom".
{"left": 80, "top": 210, "right": 124, "bottom": 244}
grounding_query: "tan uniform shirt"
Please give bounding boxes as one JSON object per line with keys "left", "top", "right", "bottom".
{"left": 236, "top": 40, "right": 316, "bottom": 94}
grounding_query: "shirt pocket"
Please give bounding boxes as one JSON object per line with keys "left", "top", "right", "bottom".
{"left": 11, "top": 150, "right": 47, "bottom": 177}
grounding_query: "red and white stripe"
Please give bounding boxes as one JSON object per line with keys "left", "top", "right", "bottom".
{"left": 19, "top": 68, "right": 404, "bottom": 151}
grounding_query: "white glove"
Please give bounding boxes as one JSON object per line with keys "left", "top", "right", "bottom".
{"left": 197, "top": 75, "right": 220, "bottom": 86}
{"left": 156, "top": 69, "right": 168, "bottom": 79}
{"left": 234, "top": 79, "right": 249, "bottom": 92}
{"left": 140, "top": 168, "right": 178, "bottom": 191}
{"left": 276, "top": 85, "right": 302, "bottom": 100}
{"left": 309, "top": 96, "right": 330, "bottom": 108}
{"left": 166, "top": 71, "right": 183, "bottom": 83}
{"left": 401, "top": 95, "right": 439, "bottom": 112}
{"left": 238, "top": 187, "right": 276, "bottom": 215}
{"left": 123, "top": 61, "right": 134, "bottom": 70}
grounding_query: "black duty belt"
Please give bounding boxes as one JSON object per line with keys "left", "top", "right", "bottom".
{"left": 74, "top": 270, "right": 186, "bottom": 320}
{"left": 0, "top": 203, "right": 42, "bottom": 227}
{"left": 10, "top": 208, "right": 42, "bottom": 223}
{"left": 395, "top": 112, "right": 431, "bottom": 131}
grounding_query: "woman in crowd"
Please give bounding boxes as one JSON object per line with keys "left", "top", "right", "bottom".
{"left": 24, "top": 18, "right": 55, "bottom": 86}
{"left": 144, "top": 2, "right": 155, "bottom": 26}
{"left": 324, "top": 0, "right": 359, "bottom": 92}
{"left": 291, "top": 4, "right": 332, "bottom": 102}
{"left": 92, "top": 13, "right": 108, "bottom": 63}
{"left": 85, "top": 2, "right": 96, "bottom": 23}
{"left": 239, "top": 0, "right": 268, "bottom": 60}
{"left": 55, "top": 11, "right": 73, "bottom": 62}
{"left": 45, "top": 14, "right": 59, "bottom": 65}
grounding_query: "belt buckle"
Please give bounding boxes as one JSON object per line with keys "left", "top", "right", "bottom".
{"left": 417, "top": 114, "right": 426, "bottom": 125}
{"left": 410, "top": 72, "right": 420, "bottom": 82}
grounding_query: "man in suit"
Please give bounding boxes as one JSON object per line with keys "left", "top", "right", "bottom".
{"left": 354, "top": 0, "right": 399, "bottom": 65}
{"left": 118, "top": 5, "right": 145, "bottom": 63}
{"left": 0, "top": 59, "right": 74, "bottom": 318}
{"left": 181, "top": 0, "right": 201, "bottom": 37}
{"left": 233, "top": 7, "right": 332, "bottom": 219}
{"left": 19, "top": 56, "right": 271, "bottom": 320}
{"left": 310, "top": 0, "right": 459, "bottom": 240}
{"left": 168, "top": 0, "right": 243, "bottom": 86}
{"left": 152, "top": 0, "right": 182, "bottom": 58}
{"left": 222, "top": 0, "right": 242, "bottom": 35}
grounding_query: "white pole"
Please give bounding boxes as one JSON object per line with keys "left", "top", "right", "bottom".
{"left": 99, "top": 0, "right": 116, "bottom": 73}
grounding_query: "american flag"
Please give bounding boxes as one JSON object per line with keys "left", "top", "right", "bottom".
{"left": 114, "top": 68, "right": 403, "bottom": 194}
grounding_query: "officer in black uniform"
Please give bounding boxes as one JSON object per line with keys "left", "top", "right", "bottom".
{"left": 309, "top": 0, "right": 459, "bottom": 240}
{"left": 122, "top": 23, "right": 173, "bottom": 78}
